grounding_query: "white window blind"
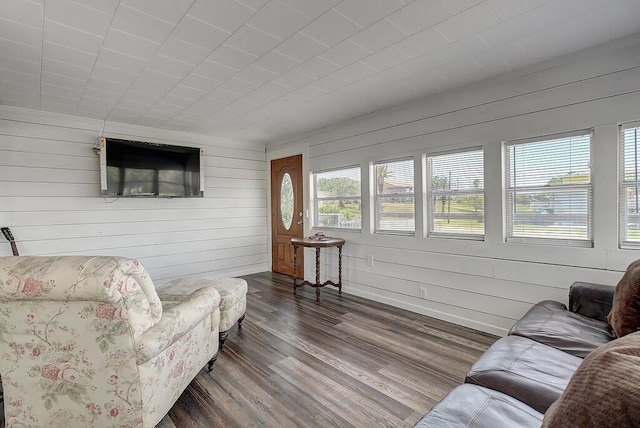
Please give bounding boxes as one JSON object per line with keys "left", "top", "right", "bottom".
{"left": 505, "top": 131, "right": 592, "bottom": 246}
{"left": 426, "top": 149, "right": 484, "bottom": 238}
{"left": 374, "top": 158, "right": 415, "bottom": 234}
{"left": 620, "top": 123, "right": 640, "bottom": 247}
{"left": 313, "top": 167, "right": 361, "bottom": 230}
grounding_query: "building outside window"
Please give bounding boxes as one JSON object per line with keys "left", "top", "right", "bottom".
{"left": 313, "top": 166, "right": 361, "bottom": 230}
{"left": 505, "top": 130, "right": 593, "bottom": 246}
{"left": 373, "top": 158, "right": 415, "bottom": 234}
{"left": 426, "top": 149, "right": 485, "bottom": 238}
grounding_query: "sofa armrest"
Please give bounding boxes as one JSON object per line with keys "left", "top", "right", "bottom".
{"left": 135, "top": 287, "right": 220, "bottom": 364}
{"left": 568, "top": 281, "right": 615, "bottom": 322}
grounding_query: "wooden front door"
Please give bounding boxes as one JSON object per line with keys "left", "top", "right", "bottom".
{"left": 271, "top": 154, "right": 303, "bottom": 277}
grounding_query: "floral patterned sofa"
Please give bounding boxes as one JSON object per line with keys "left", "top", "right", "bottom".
{"left": 0, "top": 256, "right": 221, "bottom": 427}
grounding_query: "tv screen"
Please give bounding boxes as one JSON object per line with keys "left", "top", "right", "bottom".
{"left": 101, "top": 138, "right": 203, "bottom": 197}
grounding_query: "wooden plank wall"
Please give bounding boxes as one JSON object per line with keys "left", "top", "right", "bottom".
{"left": 0, "top": 107, "right": 268, "bottom": 284}
{"left": 273, "top": 34, "right": 640, "bottom": 336}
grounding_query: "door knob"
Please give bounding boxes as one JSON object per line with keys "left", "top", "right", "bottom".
{"left": 297, "top": 220, "right": 304, "bottom": 226}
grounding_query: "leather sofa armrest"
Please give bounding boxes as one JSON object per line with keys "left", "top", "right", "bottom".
{"left": 568, "top": 281, "right": 615, "bottom": 322}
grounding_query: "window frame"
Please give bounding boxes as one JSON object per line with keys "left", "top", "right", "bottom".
{"left": 372, "top": 157, "right": 416, "bottom": 236}
{"left": 619, "top": 121, "right": 640, "bottom": 248}
{"left": 504, "top": 129, "right": 594, "bottom": 247}
{"left": 312, "top": 165, "right": 362, "bottom": 231}
{"left": 425, "top": 147, "right": 485, "bottom": 240}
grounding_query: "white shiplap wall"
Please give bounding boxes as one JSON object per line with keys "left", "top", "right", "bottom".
{"left": 0, "top": 107, "right": 268, "bottom": 285}
{"left": 272, "top": 34, "right": 640, "bottom": 336}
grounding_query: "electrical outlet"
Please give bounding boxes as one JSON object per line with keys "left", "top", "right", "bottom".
{"left": 419, "top": 287, "right": 427, "bottom": 299}
{"left": 366, "top": 255, "right": 374, "bottom": 266}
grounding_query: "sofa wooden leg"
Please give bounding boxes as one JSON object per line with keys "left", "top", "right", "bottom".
{"left": 219, "top": 330, "right": 229, "bottom": 348}
{"left": 238, "top": 314, "right": 245, "bottom": 329}
{"left": 207, "top": 352, "right": 218, "bottom": 372}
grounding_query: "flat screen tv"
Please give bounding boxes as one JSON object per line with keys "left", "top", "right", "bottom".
{"left": 99, "top": 138, "right": 204, "bottom": 197}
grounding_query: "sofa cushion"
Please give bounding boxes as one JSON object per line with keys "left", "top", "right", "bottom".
{"left": 414, "top": 384, "right": 543, "bottom": 428}
{"left": 465, "top": 335, "right": 582, "bottom": 413}
{"left": 542, "top": 331, "right": 640, "bottom": 427}
{"left": 607, "top": 259, "right": 640, "bottom": 338}
{"left": 508, "top": 300, "right": 614, "bottom": 358}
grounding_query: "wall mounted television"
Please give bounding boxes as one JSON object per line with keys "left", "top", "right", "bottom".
{"left": 99, "top": 137, "right": 204, "bottom": 197}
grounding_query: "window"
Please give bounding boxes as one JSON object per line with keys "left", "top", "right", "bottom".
{"left": 373, "top": 158, "right": 415, "bottom": 234}
{"left": 620, "top": 123, "right": 640, "bottom": 247}
{"left": 505, "top": 131, "right": 592, "bottom": 246}
{"left": 426, "top": 149, "right": 484, "bottom": 238}
{"left": 313, "top": 167, "right": 361, "bottom": 229}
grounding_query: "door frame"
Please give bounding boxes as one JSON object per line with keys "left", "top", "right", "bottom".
{"left": 266, "top": 145, "right": 308, "bottom": 275}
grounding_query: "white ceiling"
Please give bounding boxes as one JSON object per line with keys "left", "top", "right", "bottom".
{"left": 1, "top": 0, "right": 640, "bottom": 146}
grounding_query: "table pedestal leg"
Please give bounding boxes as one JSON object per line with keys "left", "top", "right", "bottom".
{"left": 338, "top": 245, "right": 343, "bottom": 295}
{"left": 292, "top": 245, "right": 298, "bottom": 295}
{"left": 315, "top": 247, "right": 321, "bottom": 302}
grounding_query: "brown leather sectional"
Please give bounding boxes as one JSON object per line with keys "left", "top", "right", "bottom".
{"left": 414, "top": 281, "right": 615, "bottom": 427}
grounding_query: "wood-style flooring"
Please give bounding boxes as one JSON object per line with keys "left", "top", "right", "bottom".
{"left": 158, "top": 272, "right": 498, "bottom": 427}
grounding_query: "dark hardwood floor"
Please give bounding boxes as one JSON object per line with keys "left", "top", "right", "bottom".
{"left": 158, "top": 272, "right": 498, "bottom": 427}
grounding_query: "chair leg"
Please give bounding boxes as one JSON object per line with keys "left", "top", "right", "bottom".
{"left": 237, "top": 314, "right": 245, "bottom": 329}
{"left": 207, "top": 351, "right": 218, "bottom": 372}
{"left": 219, "top": 330, "right": 229, "bottom": 348}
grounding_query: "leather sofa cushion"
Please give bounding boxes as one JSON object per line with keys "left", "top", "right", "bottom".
{"left": 465, "top": 336, "right": 582, "bottom": 413}
{"left": 508, "top": 300, "right": 614, "bottom": 358}
{"left": 543, "top": 331, "right": 640, "bottom": 427}
{"left": 607, "top": 259, "right": 640, "bottom": 338}
{"left": 414, "top": 384, "right": 543, "bottom": 428}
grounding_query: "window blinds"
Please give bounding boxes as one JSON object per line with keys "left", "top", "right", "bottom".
{"left": 506, "top": 131, "right": 592, "bottom": 245}
{"left": 427, "top": 149, "right": 484, "bottom": 237}
{"left": 621, "top": 124, "right": 640, "bottom": 246}
{"left": 374, "top": 158, "right": 415, "bottom": 234}
{"left": 314, "top": 167, "right": 361, "bottom": 229}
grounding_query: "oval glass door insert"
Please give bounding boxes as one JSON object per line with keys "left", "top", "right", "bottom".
{"left": 280, "top": 173, "right": 294, "bottom": 230}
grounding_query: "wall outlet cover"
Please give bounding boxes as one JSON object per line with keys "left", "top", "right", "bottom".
{"left": 419, "top": 287, "right": 427, "bottom": 299}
